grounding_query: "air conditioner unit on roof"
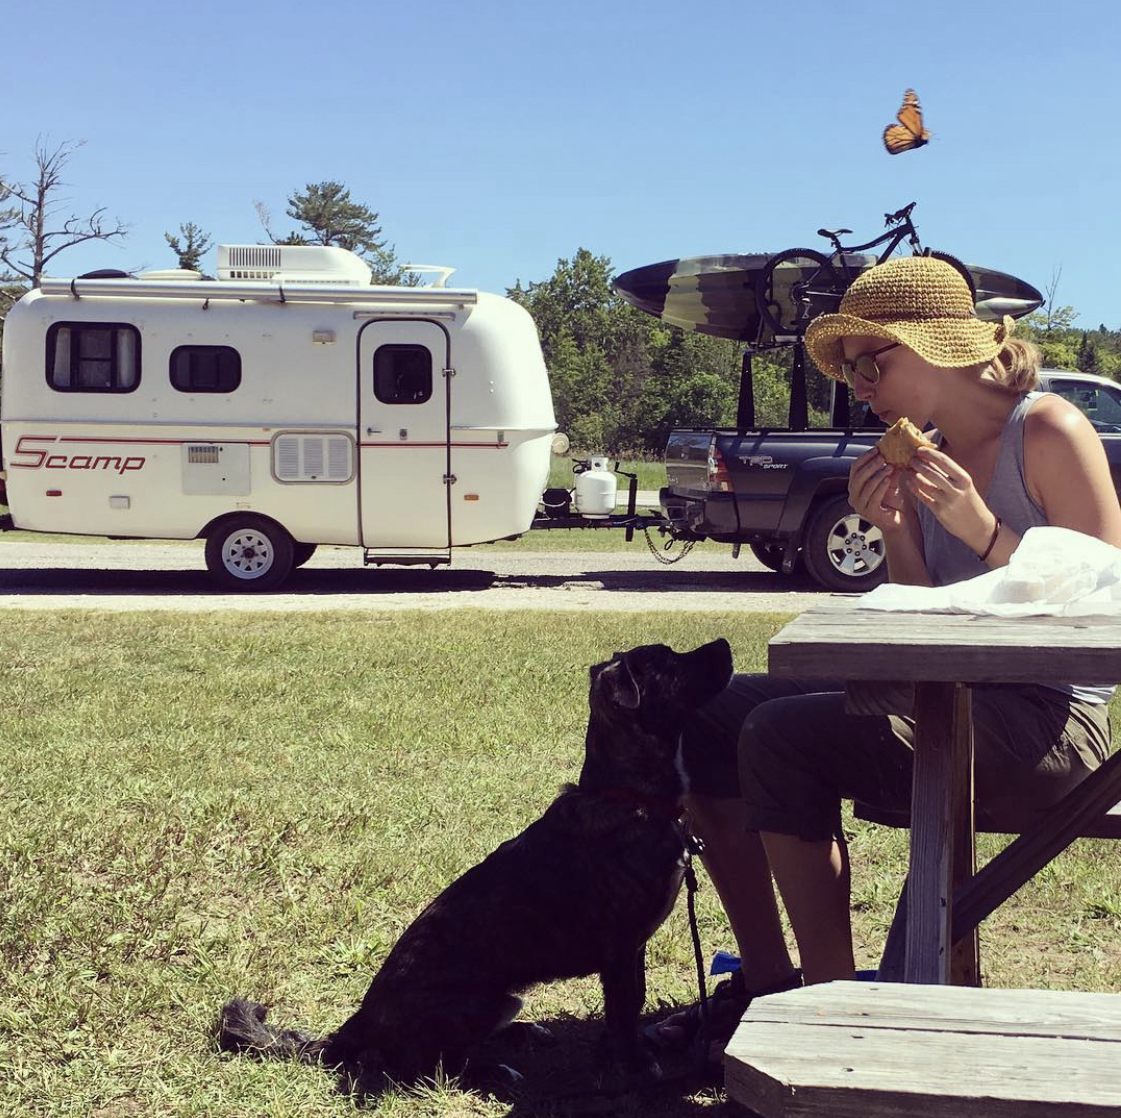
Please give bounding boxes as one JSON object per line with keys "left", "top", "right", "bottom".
{"left": 216, "top": 244, "right": 372, "bottom": 285}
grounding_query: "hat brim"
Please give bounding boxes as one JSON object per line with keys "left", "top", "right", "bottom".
{"left": 804, "top": 312, "right": 1005, "bottom": 382}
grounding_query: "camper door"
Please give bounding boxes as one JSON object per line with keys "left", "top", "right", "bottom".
{"left": 357, "top": 320, "right": 451, "bottom": 548}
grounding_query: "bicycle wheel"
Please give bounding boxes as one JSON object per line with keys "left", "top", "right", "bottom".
{"left": 925, "top": 250, "right": 978, "bottom": 301}
{"left": 755, "top": 248, "right": 840, "bottom": 338}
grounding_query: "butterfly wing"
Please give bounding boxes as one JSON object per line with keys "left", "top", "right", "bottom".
{"left": 883, "top": 123, "right": 920, "bottom": 154}
{"left": 883, "top": 89, "right": 931, "bottom": 154}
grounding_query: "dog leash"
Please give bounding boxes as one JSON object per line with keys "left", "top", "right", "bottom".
{"left": 681, "top": 829, "right": 712, "bottom": 1070}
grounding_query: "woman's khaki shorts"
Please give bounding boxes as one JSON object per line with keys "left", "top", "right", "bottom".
{"left": 679, "top": 675, "right": 1112, "bottom": 842}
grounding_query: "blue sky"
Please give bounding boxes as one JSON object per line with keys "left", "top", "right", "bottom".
{"left": 7, "top": 0, "right": 1121, "bottom": 329}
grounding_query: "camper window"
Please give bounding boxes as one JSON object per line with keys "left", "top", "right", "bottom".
{"left": 373, "top": 344, "right": 433, "bottom": 405}
{"left": 170, "top": 345, "right": 242, "bottom": 393}
{"left": 46, "top": 322, "right": 140, "bottom": 393}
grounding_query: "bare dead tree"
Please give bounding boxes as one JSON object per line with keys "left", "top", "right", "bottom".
{"left": 1039, "top": 265, "right": 1076, "bottom": 333}
{"left": 0, "top": 138, "right": 128, "bottom": 288}
{"left": 252, "top": 199, "right": 277, "bottom": 243}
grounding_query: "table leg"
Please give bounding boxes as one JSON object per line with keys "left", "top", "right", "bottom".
{"left": 905, "top": 682, "right": 976, "bottom": 984}
{"left": 949, "top": 686, "right": 979, "bottom": 985}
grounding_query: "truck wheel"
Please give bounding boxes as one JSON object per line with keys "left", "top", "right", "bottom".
{"left": 292, "top": 542, "right": 318, "bottom": 568}
{"left": 205, "top": 516, "right": 295, "bottom": 591}
{"left": 749, "top": 543, "right": 802, "bottom": 574}
{"left": 802, "top": 495, "right": 888, "bottom": 593}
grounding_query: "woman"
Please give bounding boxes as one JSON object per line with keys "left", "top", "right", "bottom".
{"left": 649, "top": 255, "right": 1121, "bottom": 1055}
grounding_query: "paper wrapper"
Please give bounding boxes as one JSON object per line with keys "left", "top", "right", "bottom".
{"left": 858, "top": 526, "right": 1121, "bottom": 617}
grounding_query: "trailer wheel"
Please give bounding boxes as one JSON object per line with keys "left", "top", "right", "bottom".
{"left": 801, "top": 495, "right": 888, "bottom": 593}
{"left": 205, "top": 516, "right": 295, "bottom": 591}
{"left": 292, "top": 542, "right": 318, "bottom": 568}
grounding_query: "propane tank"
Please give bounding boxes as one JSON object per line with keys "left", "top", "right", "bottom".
{"left": 574, "top": 456, "right": 617, "bottom": 518}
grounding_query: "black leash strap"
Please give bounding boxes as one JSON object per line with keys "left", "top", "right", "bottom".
{"left": 683, "top": 831, "right": 710, "bottom": 1065}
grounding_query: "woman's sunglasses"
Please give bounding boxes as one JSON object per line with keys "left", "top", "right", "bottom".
{"left": 840, "top": 342, "right": 900, "bottom": 388}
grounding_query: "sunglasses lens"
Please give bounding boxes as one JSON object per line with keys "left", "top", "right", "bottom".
{"left": 856, "top": 355, "right": 880, "bottom": 384}
{"left": 841, "top": 364, "right": 856, "bottom": 388}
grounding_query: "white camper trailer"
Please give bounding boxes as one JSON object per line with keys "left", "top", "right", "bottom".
{"left": 0, "top": 245, "right": 558, "bottom": 589}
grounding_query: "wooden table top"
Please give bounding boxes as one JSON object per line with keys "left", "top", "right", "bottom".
{"left": 768, "top": 597, "right": 1121, "bottom": 686}
{"left": 726, "top": 981, "right": 1121, "bottom": 1118}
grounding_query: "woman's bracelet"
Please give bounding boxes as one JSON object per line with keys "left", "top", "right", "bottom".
{"left": 978, "top": 515, "right": 1003, "bottom": 562}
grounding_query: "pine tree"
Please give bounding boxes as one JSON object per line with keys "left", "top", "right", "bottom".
{"left": 164, "top": 222, "right": 212, "bottom": 271}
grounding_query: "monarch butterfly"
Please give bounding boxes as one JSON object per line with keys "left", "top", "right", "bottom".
{"left": 883, "top": 89, "right": 931, "bottom": 154}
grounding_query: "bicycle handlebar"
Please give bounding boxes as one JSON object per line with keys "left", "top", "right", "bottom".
{"left": 884, "top": 202, "right": 916, "bottom": 227}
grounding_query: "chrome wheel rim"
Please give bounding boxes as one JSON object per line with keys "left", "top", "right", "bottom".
{"left": 825, "top": 512, "right": 885, "bottom": 579}
{"left": 222, "top": 529, "right": 274, "bottom": 580}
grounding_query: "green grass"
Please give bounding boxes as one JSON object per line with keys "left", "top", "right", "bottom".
{"left": 547, "top": 455, "right": 667, "bottom": 493}
{"left": 0, "top": 611, "right": 1118, "bottom": 1117}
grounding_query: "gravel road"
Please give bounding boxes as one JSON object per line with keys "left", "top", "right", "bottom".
{"left": 0, "top": 539, "right": 838, "bottom": 613}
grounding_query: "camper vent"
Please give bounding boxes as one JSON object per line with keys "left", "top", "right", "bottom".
{"left": 187, "top": 445, "right": 221, "bottom": 464}
{"left": 273, "top": 434, "right": 354, "bottom": 483}
{"left": 226, "top": 246, "right": 283, "bottom": 269}
{"left": 217, "top": 244, "right": 373, "bottom": 285}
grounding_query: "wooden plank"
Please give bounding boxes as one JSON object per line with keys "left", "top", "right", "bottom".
{"left": 768, "top": 600, "right": 1121, "bottom": 685}
{"left": 948, "top": 685, "right": 979, "bottom": 986}
{"left": 726, "top": 1024, "right": 1121, "bottom": 1118}
{"left": 905, "top": 682, "right": 957, "bottom": 983}
{"left": 739, "top": 983, "right": 1121, "bottom": 1041}
{"left": 726, "top": 983, "right": 1121, "bottom": 1118}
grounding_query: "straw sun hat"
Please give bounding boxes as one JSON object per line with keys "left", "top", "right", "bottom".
{"left": 803, "top": 255, "right": 1014, "bottom": 382}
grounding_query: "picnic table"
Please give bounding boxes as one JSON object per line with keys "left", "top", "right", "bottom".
{"left": 766, "top": 596, "right": 1121, "bottom": 983}
{"left": 724, "top": 599, "right": 1121, "bottom": 1117}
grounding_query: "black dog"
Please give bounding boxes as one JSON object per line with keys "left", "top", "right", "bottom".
{"left": 218, "top": 638, "right": 733, "bottom": 1089}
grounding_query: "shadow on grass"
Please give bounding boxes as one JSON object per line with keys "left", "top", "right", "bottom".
{"left": 491, "top": 1010, "right": 735, "bottom": 1117}
{"left": 317, "top": 1009, "right": 737, "bottom": 1116}
{"left": 0, "top": 563, "right": 824, "bottom": 598}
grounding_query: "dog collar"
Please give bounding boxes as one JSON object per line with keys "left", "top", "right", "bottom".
{"left": 596, "top": 788, "right": 684, "bottom": 821}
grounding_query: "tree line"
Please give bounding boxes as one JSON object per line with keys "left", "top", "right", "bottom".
{"left": 2, "top": 139, "right": 1119, "bottom": 454}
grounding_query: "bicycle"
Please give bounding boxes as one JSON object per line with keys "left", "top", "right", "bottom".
{"left": 755, "top": 202, "right": 957, "bottom": 338}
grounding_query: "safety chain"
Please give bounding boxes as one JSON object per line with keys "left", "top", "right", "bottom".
{"left": 643, "top": 524, "right": 696, "bottom": 565}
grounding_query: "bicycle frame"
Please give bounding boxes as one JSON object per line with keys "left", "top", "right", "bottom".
{"left": 818, "top": 202, "right": 925, "bottom": 282}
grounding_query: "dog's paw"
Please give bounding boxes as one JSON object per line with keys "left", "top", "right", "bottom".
{"left": 461, "top": 1060, "right": 525, "bottom": 1097}
{"left": 498, "top": 1021, "right": 556, "bottom": 1049}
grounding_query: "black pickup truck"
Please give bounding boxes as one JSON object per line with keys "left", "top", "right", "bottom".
{"left": 662, "top": 369, "right": 1121, "bottom": 592}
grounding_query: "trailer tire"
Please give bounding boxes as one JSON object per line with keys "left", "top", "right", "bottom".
{"left": 292, "top": 542, "right": 318, "bottom": 568}
{"left": 205, "top": 516, "right": 295, "bottom": 591}
{"left": 801, "top": 494, "right": 888, "bottom": 593}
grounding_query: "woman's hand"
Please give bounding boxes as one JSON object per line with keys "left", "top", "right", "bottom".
{"left": 907, "top": 446, "right": 996, "bottom": 553}
{"left": 848, "top": 448, "right": 914, "bottom": 536}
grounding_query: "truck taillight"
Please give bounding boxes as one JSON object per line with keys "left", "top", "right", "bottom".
{"left": 708, "top": 444, "right": 732, "bottom": 492}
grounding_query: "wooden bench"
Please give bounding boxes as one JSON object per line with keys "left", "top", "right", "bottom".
{"left": 725, "top": 981, "right": 1121, "bottom": 1118}
{"left": 854, "top": 747, "right": 1121, "bottom": 982}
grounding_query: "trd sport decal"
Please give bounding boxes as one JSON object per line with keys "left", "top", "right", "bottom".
{"left": 10, "top": 436, "right": 145, "bottom": 475}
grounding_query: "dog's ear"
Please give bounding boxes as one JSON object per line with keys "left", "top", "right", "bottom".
{"left": 598, "top": 655, "right": 641, "bottom": 710}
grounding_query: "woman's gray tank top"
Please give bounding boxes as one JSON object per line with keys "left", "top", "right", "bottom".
{"left": 918, "top": 391, "right": 1113, "bottom": 705}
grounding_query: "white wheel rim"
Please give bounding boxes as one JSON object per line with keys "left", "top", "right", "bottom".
{"left": 222, "top": 529, "right": 274, "bottom": 580}
{"left": 825, "top": 512, "right": 885, "bottom": 579}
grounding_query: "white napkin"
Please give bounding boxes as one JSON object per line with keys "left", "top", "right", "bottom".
{"left": 858, "top": 526, "right": 1121, "bottom": 617}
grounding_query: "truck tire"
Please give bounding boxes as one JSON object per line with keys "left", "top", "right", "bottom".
{"left": 801, "top": 494, "right": 888, "bottom": 593}
{"left": 749, "top": 543, "right": 803, "bottom": 575}
{"left": 205, "top": 515, "right": 295, "bottom": 591}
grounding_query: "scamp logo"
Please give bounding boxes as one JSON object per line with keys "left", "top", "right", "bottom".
{"left": 11, "top": 436, "right": 145, "bottom": 475}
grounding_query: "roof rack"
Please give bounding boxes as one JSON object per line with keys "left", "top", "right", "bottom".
{"left": 38, "top": 276, "right": 479, "bottom": 307}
